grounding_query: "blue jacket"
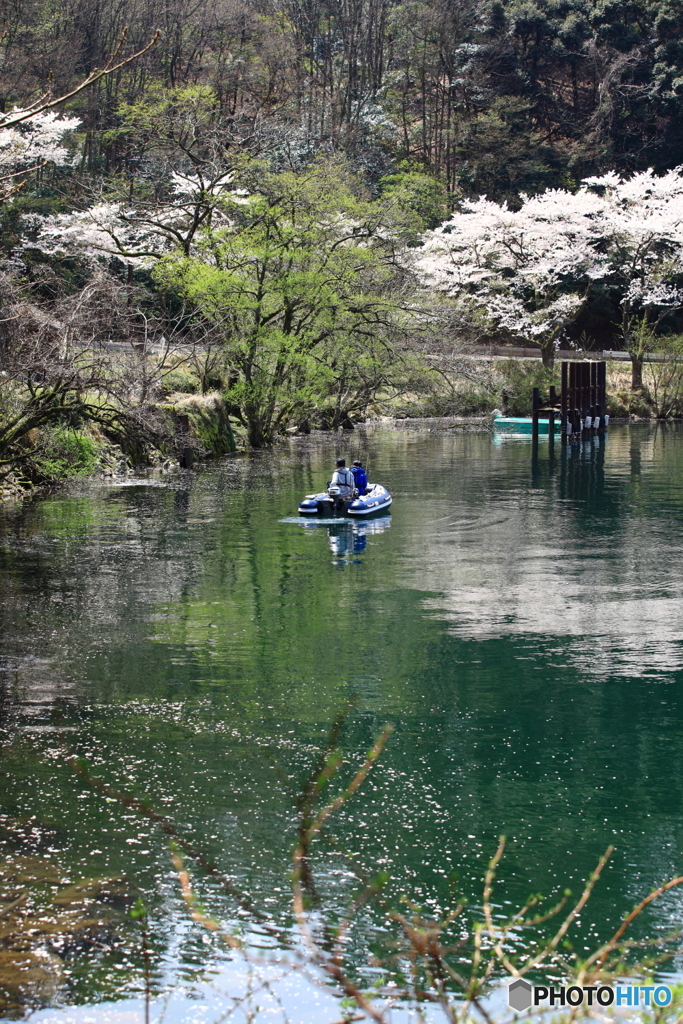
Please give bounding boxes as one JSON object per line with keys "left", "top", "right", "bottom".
{"left": 351, "top": 465, "right": 368, "bottom": 494}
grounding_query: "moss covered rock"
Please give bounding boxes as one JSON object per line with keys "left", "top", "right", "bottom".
{"left": 161, "top": 392, "right": 235, "bottom": 457}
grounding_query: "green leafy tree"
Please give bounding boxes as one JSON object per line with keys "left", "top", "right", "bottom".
{"left": 378, "top": 169, "right": 451, "bottom": 243}
{"left": 156, "top": 162, "right": 416, "bottom": 447}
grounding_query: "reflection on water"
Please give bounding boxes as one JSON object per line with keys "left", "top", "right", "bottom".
{"left": 419, "top": 430, "right": 683, "bottom": 680}
{"left": 2, "top": 425, "right": 683, "bottom": 1018}
{"left": 281, "top": 514, "right": 392, "bottom": 563}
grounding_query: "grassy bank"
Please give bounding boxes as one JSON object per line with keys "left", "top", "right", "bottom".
{"left": 0, "top": 390, "right": 235, "bottom": 501}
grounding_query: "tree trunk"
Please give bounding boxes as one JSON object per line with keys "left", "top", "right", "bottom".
{"left": 541, "top": 342, "right": 555, "bottom": 369}
{"left": 247, "top": 422, "right": 267, "bottom": 448}
{"left": 631, "top": 352, "right": 644, "bottom": 391}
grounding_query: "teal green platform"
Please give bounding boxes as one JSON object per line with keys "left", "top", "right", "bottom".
{"left": 493, "top": 416, "right": 562, "bottom": 433}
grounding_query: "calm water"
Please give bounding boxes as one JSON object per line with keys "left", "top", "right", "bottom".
{"left": 2, "top": 423, "right": 683, "bottom": 1020}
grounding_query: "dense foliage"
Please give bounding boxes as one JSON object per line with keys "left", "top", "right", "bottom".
{"left": 4, "top": 0, "right": 683, "bottom": 198}
{"left": 153, "top": 163, "right": 421, "bottom": 445}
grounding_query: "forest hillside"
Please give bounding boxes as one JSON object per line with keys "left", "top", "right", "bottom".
{"left": 2, "top": 0, "right": 683, "bottom": 484}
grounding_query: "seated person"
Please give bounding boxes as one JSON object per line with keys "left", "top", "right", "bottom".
{"left": 351, "top": 460, "right": 368, "bottom": 495}
{"left": 329, "top": 458, "right": 355, "bottom": 512}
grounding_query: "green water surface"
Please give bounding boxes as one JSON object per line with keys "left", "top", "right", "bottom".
{"left": 2, "top": 423, "right": 683, "bottom": 1017}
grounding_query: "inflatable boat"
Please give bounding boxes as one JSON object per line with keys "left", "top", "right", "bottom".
{"left": 298, "top": 482, "right": 392, "bottom": 517}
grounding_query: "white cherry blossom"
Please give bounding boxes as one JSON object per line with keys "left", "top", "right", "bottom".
{"left": 32, "top": 203, "right": 165, "bottom": 267}
{"left": 0, "top": 110, "right": 81, "bottom": 171}
{"left": 415, "top": 168, "right": 683, "bottom": 359}
{"left": 28, "top": 168, "right": 248, "bottom": 266}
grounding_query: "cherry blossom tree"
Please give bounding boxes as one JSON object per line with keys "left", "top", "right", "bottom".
{"left": 0, "top": 110, "right": 81, "bottom": 174}
{"left": 0, "top": 31, "right": 167, "bottom": 485}
{"left": 582, "top": 169, "right": 683, "bottom": 389}
{"left": 413, "top": 189, "right": 605, "bottom": 367}
{"left": 30, "top": 168, "right": 246, "bottom": 268}
{"left": 415, "top": 169, "right": 683, "bottom": 381}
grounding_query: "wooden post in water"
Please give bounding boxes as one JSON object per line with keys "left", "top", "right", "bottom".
{"left": 176, "top": 413, "right": 194, "bottom": 468}
{"left": 532, "top": 387, "right": 540, "bottom": 456}
{"left": 598, "top": 361, "right": 607, "bottom": 426}
{"left": 561, "top": 360, "right": 607, "bottom": 439}
{"left": 532, "top": 385, "right": 540, "bottom": 444}
{"left": 583, "top": 364, "right": 591, "bottom": 436}
{"left": 548, "top": 384, "right": 556, "bottom": 455}
{"left": 548, "top": 407, "right": 555, "bottom": 456}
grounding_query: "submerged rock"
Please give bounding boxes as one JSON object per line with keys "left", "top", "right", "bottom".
{"left": 39, "top": 913, "right": 118, "bottom": 956}
{"left": 0, "top": 948, "right": 64, "bottom": 1018}
{"left": 0, "top": 856, "right": 63, "bottom": 908}
{"left": 0, "top": 857, "right": 139, "bottom": 1016}
{"left": 0, "top": 815, "right": 64, "bottom": 855}
{"left": 52, "top": 876, "right": 140, "bottom": 912}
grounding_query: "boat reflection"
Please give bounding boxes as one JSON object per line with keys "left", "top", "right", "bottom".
{"left": 297, "top": 514, "right": 392, "bottom": 563}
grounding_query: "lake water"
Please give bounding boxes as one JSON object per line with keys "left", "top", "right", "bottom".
{"left": 2, "top": 423, "right": 683, "bottom": 1021}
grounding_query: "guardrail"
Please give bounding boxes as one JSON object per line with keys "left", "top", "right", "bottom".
{"left": 485, "top": 347, "right": 667, "bottom": 362}
{"left": 91, "top": 340, "right": 671, "bottom": 363}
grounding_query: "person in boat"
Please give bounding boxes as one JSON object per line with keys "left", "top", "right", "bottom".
{"left": 329, "top": 457, "right": 355, "bottom": 513}
{"left": 350, "top": 460, "right": 368, "bottom": 495}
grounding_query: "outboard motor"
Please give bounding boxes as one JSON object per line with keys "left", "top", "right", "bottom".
{"left": 312, "top": 484, "right": 333, "bottom": 515}
{"left": 327, "top": 485, "right": 346, "bottom": 515}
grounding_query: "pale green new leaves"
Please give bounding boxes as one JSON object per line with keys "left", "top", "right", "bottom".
{"left": 155, "top": 163, "right": 411, "bottom": 446}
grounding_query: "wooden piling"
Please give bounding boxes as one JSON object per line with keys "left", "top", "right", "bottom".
{"left": 532, "top": 387, "right": 540, "bottom": 448}
{"left": 176, "top": 412, "right": 193, "bottom": 468}
{"left": 560, "top": 360, "right": 607, "bottom": 441}
{"left": 518, "top": 360, "right": 607, "bottom": 464}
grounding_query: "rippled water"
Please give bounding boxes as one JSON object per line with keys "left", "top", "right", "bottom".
{"left": 2, "top": 423, "right": 683, "bottom": 1020}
